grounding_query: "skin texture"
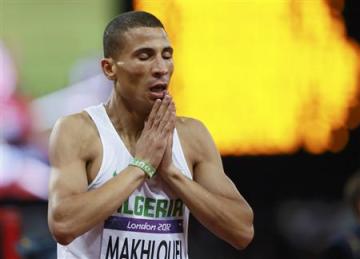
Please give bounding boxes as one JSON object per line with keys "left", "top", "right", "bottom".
{"left": 48, "top": 26, "right": 254, "bottom": 249}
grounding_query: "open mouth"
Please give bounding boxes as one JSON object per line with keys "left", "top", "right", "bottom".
{"left": 150, "top": 84, "right": 167, "bottom": 92}
{"left": 149, "top": 84, "right": 167, "bottom": 99}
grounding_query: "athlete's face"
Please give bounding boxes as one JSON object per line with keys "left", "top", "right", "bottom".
{"left": 103, "top": 27, "right": 174, "bottom": 111}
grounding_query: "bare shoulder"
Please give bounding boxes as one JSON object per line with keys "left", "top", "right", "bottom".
{"left": 50, "top": 112, "right": 97, "bottom": 145}
{"left": 176, "top": 116, "right": 216, "bottom": 164}
{"left": 176, "top": 116, "right": 212, "bottom": 140}
{"left": 49, "top": 112, "right": 99, "bottom": 166}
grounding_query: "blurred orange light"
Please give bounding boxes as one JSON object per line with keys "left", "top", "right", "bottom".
{"left": 134, "top": 0, "right": 360, "bottom": 155}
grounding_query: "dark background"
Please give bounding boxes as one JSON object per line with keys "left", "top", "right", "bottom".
{"left": 186, "top": 0, "right": 360, "bottom": 258}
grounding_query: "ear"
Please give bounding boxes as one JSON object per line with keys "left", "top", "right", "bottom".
{"left": 101, "top": 58, "right": 116, "bottom": 80}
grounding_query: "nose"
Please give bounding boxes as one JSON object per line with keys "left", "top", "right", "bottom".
{"left": 152, "top": 57, "right": 169, "bottom": 78}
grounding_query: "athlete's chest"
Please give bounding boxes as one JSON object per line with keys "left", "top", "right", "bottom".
{"left": 85, "top": 127, "right": 194, "bottom": 184}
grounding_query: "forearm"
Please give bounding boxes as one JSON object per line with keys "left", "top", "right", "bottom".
{"left": 49, "top": 166, "right": 145, "bottom": 244}
{"left": 162, "top": 169, "right": 254, "bottom": 249}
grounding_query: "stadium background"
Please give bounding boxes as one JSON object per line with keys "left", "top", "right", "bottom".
{"left": 1, "top": 0, "right": 360, "bottom": 258}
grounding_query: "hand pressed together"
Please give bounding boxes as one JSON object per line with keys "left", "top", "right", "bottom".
{"left": 157, "top": 103, "right": 177, "bottom": 177}
{"left": 134, "top": 94, "right": 176, "bottom": 172}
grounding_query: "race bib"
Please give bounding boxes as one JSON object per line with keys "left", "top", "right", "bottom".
{"left": 100, "top": 216, "right": 186, "bottom": 259}
{"left": 100, "top": 195, "right": 187, "bottom": 259}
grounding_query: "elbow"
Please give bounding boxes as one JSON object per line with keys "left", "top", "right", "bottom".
{"left": 233, "top": 224, "right": 254, "bottom": 250}
{"left": 232, "top": 208, "right": 254, "bottom": 250}
{"left": 49, "top": 218, "right": 76, "bottom": 245}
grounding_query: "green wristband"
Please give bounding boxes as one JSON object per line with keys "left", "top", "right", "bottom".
{"left": 129, "top": 158, "right": 156, "bottom": 178}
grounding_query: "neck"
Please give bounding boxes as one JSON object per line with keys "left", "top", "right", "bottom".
{"left": 105, "top": 91, "right": 149, "bottom": 142}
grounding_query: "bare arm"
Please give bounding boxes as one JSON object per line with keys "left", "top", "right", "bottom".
{"left": 48, "top": 97, "right": 174, "bottom": 245}
{"left": 158, "top": 118, "right": 254, "bottom": 249}
{"left": 47, "top": 114, "right": 146, "bottom": 245}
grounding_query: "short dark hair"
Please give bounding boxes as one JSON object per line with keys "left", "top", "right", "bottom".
{"left": 103, "top": 11, "right": 164, "bottom": 58}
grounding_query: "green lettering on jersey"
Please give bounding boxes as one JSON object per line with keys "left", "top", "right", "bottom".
{"left": 134, "top": 196, "right": 144, "bottom": 216}
{"left": 144, "top": 197, "right": 156, "bottom": 217}
{"left": 116, "top": 195, "right": 184, "bottom": 218}
{"left": 122, "top": 199, "right": 133, "bottom": 215}
{"left": 172, "top": 199, "right": 183, "bottom": 217}
{"left": 167, "top": 199, "right": 174, "bottom": 217}
{"left": 155, "top": 199, "right": 169, "bottom": 218}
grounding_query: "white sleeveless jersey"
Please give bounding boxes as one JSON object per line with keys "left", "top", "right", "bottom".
{"left": 57, "top": 104, "right": 192, "bottom": 259}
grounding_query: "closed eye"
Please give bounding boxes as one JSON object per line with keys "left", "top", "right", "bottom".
{"left": 162, "top": 47, "right": 173, "bottom": 59}
{"left": 134, "top": 48, "right": 154, "bottom": 61}
{"left": 138, "top": 52, "right": 151, "bottom": 60}
{"left": 134, "top": 47, "right": 173, "bottom": 61}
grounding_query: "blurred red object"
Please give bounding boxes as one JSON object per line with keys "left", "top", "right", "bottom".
{"left": 0, "top": 208, "right": 21, "bottom": 259}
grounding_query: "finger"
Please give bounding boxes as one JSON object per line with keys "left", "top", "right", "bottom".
{"left": 162, "top": 134, "right": 173, "bottom": 163}
{"left": 160, "top": 116, "right": 175, "bottom": 141}
{"left": 169, "top": 111, "right": 176, "bottom": 133}
{"left": 145, "top": 99, "right": 161, "bottom": 129}
{"left": 165, "top": 124, "right": 174, "bottom": 154}
{"left": 159, "top": 101, "right": 175, "bottom": 131}
{"left": 153, "top": 95, "right": 171, "bottom": 127}
{"left": 167, "top": 122, "right": 174, "bottom": 146}
{"left": 168, "top": 131, "right": 174, "bottom": 150}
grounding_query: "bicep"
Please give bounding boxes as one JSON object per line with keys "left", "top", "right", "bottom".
{"left": 49, "top": 163, "right": 88, "bottom": 203}
{"left": 48, "top": 118, "right": 89, "bottom": 205}
{"left": 191, "top": 121, "right": 241, "bottom": 200}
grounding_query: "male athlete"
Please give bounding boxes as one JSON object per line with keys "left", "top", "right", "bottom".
{"left": 48, "top": 11, "right": 254, "bottom": 259}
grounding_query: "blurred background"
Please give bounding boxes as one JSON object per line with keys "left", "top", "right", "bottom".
{"left": 1, "top": 0, "right": 360, "bottom": 258}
